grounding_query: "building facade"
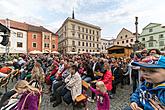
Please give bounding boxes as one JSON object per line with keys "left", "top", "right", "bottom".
{"left": 0, "top": 19, "right": 58, "bottom": 54}
{"left": 139, "top": 23, "right": 165, "bottom": 50}
{"left": 100, "top": 38, "right": 114, "bottom": 53}
{"left": 0, "top": 19, "right": 28, "bottom": 53}
{"left": 57, "top": 17, "right": 101, "bottom": 54}
{"left": 114, "top": 28, "right": 136, "bottom": 47}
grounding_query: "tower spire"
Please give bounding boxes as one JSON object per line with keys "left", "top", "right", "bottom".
{"left": 72, "top": 8, "right": 75, "bottom": 19}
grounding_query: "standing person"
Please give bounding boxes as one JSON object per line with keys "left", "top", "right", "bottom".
{"left": 131, "top": 53, "right": 141, "bottom": 93}
{"left": 124, "top": 55, "right": 165, "bottom": 110}
{"left": 88, "top": 81, "right": 110, "bottom": 110}
{"left": 99, "top": 62, "right": 113, "bottom": 96}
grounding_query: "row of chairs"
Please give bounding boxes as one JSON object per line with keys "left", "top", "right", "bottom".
{"left": 0, "top": 69, "right": 20, "bottom": 92}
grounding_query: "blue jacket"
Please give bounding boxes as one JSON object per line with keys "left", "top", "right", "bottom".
{"left": 130, "top": 81, "right": 165, "bottom": 110}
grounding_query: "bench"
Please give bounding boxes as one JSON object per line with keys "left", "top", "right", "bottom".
{"left": 74, "top": 80, "right": 89, "bottom": 109}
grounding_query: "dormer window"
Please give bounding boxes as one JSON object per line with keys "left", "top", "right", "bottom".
{"left": 149, "top": 28, "right": 153, "bottom": 32}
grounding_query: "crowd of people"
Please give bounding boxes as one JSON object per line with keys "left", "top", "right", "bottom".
{"left": 0, "top": 48, "right": 164, "bottom": 110}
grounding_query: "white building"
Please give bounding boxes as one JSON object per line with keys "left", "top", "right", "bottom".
{"left": 100, "top": 38, "right": 114, "bottom": 53}
{"left": 0, "top": 19, "right": 27, "bottom": 53}
{"left": 114, "top": 28, "right": 136, "bottom": 47}
{"left": 57, "top": 17, "right": 101, "bottom": 54}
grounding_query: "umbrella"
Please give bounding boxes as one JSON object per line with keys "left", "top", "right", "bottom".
{"left": 51, "top": 51, "right": 59, "bottom": 54}
{"left": 29, "top": 50, "right": 42, "bottom": 54}
{"left": 66, "top": 52, "right": 78, "bottom": 54}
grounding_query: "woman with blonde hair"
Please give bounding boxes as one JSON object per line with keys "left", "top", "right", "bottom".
{"left": 31, "top": 61, "right": 45, "bottom": 90}
{"left": 13, "top": 80, "right": 41, "bottom": 110}
{"left": 0, "top": 80, "right": 41, "bottom": 110}
{"left": 88, "top": 81, "right": 110, "bottom": 110}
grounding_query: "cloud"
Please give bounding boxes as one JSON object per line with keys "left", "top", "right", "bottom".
{"left": 0, "top": 0, "right": 165, "bottom": 39}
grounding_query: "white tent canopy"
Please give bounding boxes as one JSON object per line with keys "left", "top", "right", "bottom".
{"left": 29, "top": 50, "right": 42, "bottom": 54}
{"left": 51, "top": 51, "right": 59, "bottom": 54}
{"left": 66, "top": 52, "right": 78, "bottom": 54}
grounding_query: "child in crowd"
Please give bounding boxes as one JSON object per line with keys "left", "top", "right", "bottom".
{"left": 88, "top": 81, "right": 110, "bottom": 110}
{"left": 126, "top": 55, "right": 165, "bottom": 110}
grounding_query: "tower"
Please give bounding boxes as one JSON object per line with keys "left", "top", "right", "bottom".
{"left": 72, "top": 8, "right": 75, "bottom": 19}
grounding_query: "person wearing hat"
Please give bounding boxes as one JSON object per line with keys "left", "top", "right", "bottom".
{"left": 125, "top": 55, "right": 165, "bottom": 110}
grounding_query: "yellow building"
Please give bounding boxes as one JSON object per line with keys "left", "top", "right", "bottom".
{"left": 114, "top": 28, "right": 136, "bottom": 47}
{"left": 57, "top": 17, "right": 101, "bottom": 54}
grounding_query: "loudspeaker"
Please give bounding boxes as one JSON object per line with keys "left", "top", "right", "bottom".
{"left": 0, "top": 35, "right": 9, "bottom": 46}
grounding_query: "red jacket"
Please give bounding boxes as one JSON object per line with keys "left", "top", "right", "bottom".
{"left": 100, "top": 70, "right": 113, "bottom": 91}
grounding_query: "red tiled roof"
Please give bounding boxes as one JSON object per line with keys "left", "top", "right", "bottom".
{"left": 0, "top": 19, "right": 28, "bottom": 31}
{"left": 0, "top": 19, "right": 54, "bottom": 34}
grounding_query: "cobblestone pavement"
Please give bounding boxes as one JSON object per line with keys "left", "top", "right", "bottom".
{"left": 0, "top": 80, "right": 132, "bottom": 110}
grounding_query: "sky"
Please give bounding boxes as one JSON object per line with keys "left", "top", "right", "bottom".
{"left": 0, "top": 0, "right": 165, "bottom": 40}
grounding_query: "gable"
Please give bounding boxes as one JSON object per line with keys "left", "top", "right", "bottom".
{"left": 116, "top": 28, "right": 134, "bottom": 40}
{"left": 143, "top": 23, "right": 161, "bottom": 30}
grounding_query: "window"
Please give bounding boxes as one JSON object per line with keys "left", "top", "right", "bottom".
{"left": 93, "top": 30, "right": 95, "bottom": 34}
{"left": 159, "top": 34, "right": 164, "bottom": 38}
{"left": 72, "top": 41, "right": 75, "bottom": 46}
{"left": 120, "top": 36, "right": 122, "bottom": 39}
{"left": 86, "top": 49, "right": 88, "bottom": 52}
{"left": 78, "top": 41, "right": 80, "bottom": 46}
{"left": 126, "top": 40, "right": 128, "bottom": 43}
{"left": 82, "top": 49, "right": 84, "bottom": 51}
{"left": 52, "top": 45, "right": 55, "bottom": 48}
{"left": 97, "top": 44, "right": 99, "bottom": 48}
{"left": 131, "top": 39, "right": 133, "bottom": 42}
{"left": 78, "top": 26, "right": 80, "bottom": 31}
{"left": 90, "top": 36, "right": 91, "bottom": 40}
{"left": 86, "top": 28, "right": 88, "bottom": 33}
{"left": 122, "top": 41, "right": 124, "bottom": 44}
{"left": 93, "top": 43, "right": 95, "bottom": 47}
{"left": 159, "top": 41, "right": 164, "bottom": 46}
{"left": 82, "top": 42, "right": 84, "bottom": 46}
{"left": 82, "top": 35, "right": 84, "bottom": 39}
{"left": 17, "top": 42, "right": 23, "bottom": 47}
{"left": 32, "top": 34, "right": 37, "bottom": 39}
{"left": 86, "top": 35, "right": 88, "bottom": 40}
{"left": 90, "top": 50, "right": 91, "bottom": 52}
{"left": 142, "top": 38, "right": 145, "bottom": 41}
{"left": 78, "top": 34, "right": 80, "bottom": 38}
{"left": 93, "top": 50, "right": 95, "bottom": 52}
{"left": 149, "top": 28, "right": 153, "bottom": 32}
{"left": 78, "top": 49, "right": 80, "bottom": 52}
{"left": 149, "top": 42, "right": 153, "bottom": 47}
{"left": 82, "top": 27, "right": 84, "bottom": 32}
{"left": 97, "top": 31, "right": 99, "bottom": 35}
{"left": 117, "top": 42, "right": 119, "bottom": 44}
{"left": 90, "top": 43, "right": 91, "bottom": 47}
{"left": 125, "top": 35, "right": 127, "bottom": 38}
{"left": 97, "top": 38, "right": 99, "bottom": 42}
{"left": 86, "top": 42, "right": 88, "bottom": 46}
{"left": 32, "top": 43, "right": 37, "bottom": 48}
{"left": 72, "top": 24, "right": 75, "bottom": 30}
{"left": 44, "top": 43, "right": 49, "bottom": 48}
{"left": 44, "top": 35, "right": 47, "bottom": 39}
{"left": 93, "top": 37, "right": 95, "bottom": 41}
{"left": 47, "top": 35, "right": 49, "bottom": 39}
{"left": 150, "top": 36, "right": 153, "bottom": 40}
{"left": 17, "top": 32, "right": 23, "bottom": 38}
{"left": 89, "top": 29, "right": 91, "bottom": 34}
{"left": 72, "top": 32, "right": 75, "bottom": 36}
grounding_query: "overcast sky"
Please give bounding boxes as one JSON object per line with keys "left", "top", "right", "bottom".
{"left": 0, "top": 0, "right": 165, "bottom": 39}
